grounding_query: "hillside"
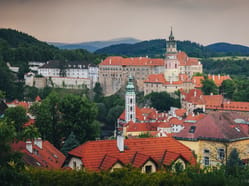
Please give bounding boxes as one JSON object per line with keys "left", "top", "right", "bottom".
{"left": 206, "top": 42, "right": 249, "bottom": 56}
{"left": 49, "top": 37, "right": 140, "bottom": 52}
{"left": 95, "top": 39, "right": 210, "bottom": 58}
{"left": 0, "top": 29, "right": 105, "bottom": 67}
{"left": 95, "top": 40, "right": 249, "bottom": 58}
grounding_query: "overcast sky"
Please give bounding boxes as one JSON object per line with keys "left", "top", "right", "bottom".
{"left": 0, "top": 0, "right": 248, "bottom": 46}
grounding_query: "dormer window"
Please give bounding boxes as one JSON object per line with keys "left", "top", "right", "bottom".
{"left": 189, "top": 126, "right": 196, "bottom": 133}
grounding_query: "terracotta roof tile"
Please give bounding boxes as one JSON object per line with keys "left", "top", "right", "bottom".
{"left": 175, "top": 112, "right": 249, "bottom": 141}
{"left": 69, "top": 137, "right": 196, "bottom": 171}
{"left": 100, "top": 56, "right": 164, "bottom": 66}
{"left": 12, "top": 140, "right": 66, "bottom": 169}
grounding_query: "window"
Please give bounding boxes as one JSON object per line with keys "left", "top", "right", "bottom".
{"left": 204, "top": 156, "right": 209, "bottom": 166}
{"left": 130, "top": 107, "right": 132, "bottom": 111}
{"left": 189, "top": 126, "right": 196, "bottom": 133}
{"left": 145, "top": 165, "right": 152, "bottom": 173}
{"left": 203, "top": 149, "right": 210, "bottom": 154}
{"left": 218, "top": 148, "right": 225, "bottom": 160}
{"left": 130, "top": 99, "right": 132, "bottom": 104}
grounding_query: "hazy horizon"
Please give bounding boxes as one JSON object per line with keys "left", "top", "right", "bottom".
{"left": 1, "top": 0, "right": 249, "bottom": 46}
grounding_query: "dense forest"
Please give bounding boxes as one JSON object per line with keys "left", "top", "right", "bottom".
{"left": 0, "top": 29, "right": 105, "bottom": 67}
{"left": 95, "top": 39, "right": 249, "bottom": 58}
{"left": 0, "top": 29, "right": 106, "bottom": 100}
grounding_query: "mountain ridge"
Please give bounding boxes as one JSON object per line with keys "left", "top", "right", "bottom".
{"left": 48, "top": 37, "right": 140, "bottom": 52}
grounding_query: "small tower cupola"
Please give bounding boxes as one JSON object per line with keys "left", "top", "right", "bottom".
{"left": 125, "top": 75, "right": 136, "bottom": 123}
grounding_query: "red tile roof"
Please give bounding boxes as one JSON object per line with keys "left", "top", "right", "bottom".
{"left": 23, "top": 119, "right": 35, "bottom": 127}
{"left": 177, "top": 52, "right": 200, "bottom": 66}
{"left": 184, "top": 113, "right": 206, "bottom": 121}
{"left": 220, "top": 101, "right": 249, "bottom": 111}
{"left": 192, "top": 75, "right": 231, "bottom": 88}
{"left": 144, "top": 73, "right": 184, "bottom": 85}
{"left": 175, "top": 109, "right": 187, "bottom": 117}
{"left": 6, "top": 100, "right": 30, "bottom": 110}
{"left": 12, "top": 140, "right": 66, "bottom": 169}
{"left": 119, "top": 106, "right": 160, "bottom": 122}
{"left": 68, "top": 137, "right": 196, "bottom": 171}
{"left": 35, "top": 96, "right": 42, "bottom": 102}
{"left": 174, "top": 112, "right": 249, "bottom": 141}
{"left": 144, "top": 74, "right": 167, "bottom": 84}
{"left": 207, "top": 74, "right": 231, "bottom": 87}
{"left": 100, "top": 56, "right": 164, "bottom": 66}
{"left": 203, "top": 95, "right": 224, "bottom": 108}
{"left": 125, "top": 121, "right": 160, "bottom": 133}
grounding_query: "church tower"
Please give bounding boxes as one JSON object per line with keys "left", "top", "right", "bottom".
{"left": 125, "top": 75, "right": 136, "bottom": 123}
{"left": 164, "top": 28, "right": 180, "bottom": 82}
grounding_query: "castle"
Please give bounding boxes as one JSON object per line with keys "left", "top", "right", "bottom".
{"left": 99, "top": 29, "right": 203, "bottom": 96}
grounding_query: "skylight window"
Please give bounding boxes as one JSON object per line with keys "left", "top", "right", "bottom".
{"left": 189, "top": 126, "right": 196, "bottom": 133}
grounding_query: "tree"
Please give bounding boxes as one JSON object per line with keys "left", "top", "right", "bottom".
{"left": 145, "top": 92, "right": 180, "bottom": 112}
{"left": 17, "top": 62, "right": 30, "bottom": 80}
{"left": 32, "top": 92, "right": 99, "bottom": 148}
{"left": 220, "top": 79, "right": 235, "bottom": 99}
{"left": 93, "top": 82, "right": 103, "bottom": 102}
{"left": 201, "top": 78, "right": 218, "bottom": 95}
{"left": 4, "top": 106, "right": 28, "bottom": 134}
{"left": 106, "top": 105, "right": 124, "bottom": 130}
{"left": 61, "top": 132, "right": 80, "bottom": 157}
{"left": 226, "top": 148, "right": 243, "bottom": 177}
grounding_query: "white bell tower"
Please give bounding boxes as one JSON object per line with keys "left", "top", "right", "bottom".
{"left": 164, "top": 27, "right": 179, "bottom": 82}
{"left": 125, "top": 75, "right": 136, "bottom": 123}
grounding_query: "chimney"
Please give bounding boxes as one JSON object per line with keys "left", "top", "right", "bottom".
{"left": 26, "top": 140, "right": 32, "bottom": 153}
{"left": 34, "top": 137, "right": 42, "bottom": 149}
{"left": 210, "top": 92, "right": 213, "bottom": 96}
{"left": 218, "top": 74, "right": 220, "bottom": 80}
{"left": 117, "top": 135, "right": 124, "bottom": 152}
{"left": 212, "top": 74, "right": 215, "bottom": 80}
{"left": 194, "top": 90, "right": 197, "bottom": 97}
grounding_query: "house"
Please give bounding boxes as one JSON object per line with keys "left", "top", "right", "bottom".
{"left": 68, "top": 137, "right": 196, "bottom": 172}
{"left": 12, "top": 138, "right": 66, "bottom": 169}
{"left": 174, "top": 112, "right": 249, "bottom": 167}
{"left": 180, "top": 89, "right": 249, "bottom": 115}
{"left": 192, "top": 74, "right": 231, "bottom": 88}
{"left": 37, "top": 60, "right": 98, "bottom": 89}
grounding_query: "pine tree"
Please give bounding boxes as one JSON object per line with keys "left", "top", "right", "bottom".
{"left": 226, "top": 148, "right": 243, "bottom": 176}
{"left": 61, "top": 132, "right": 80, "bottom": 157}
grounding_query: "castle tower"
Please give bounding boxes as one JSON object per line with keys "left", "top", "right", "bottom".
{"left": 164, "top": 28, "right": 180, "bottom": 82}
{"left": 125, "top": 75, "right": 136, "bottom": 123}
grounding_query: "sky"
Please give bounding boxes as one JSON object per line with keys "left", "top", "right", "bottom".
{"left": 0, "top": 0, "right": 249, "bottom": 46}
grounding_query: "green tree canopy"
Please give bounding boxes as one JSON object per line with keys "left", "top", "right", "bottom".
{"left": 201, "top": 78, "right": 218, "bottom": 95}
{"left": 226, "top": 148, "right": 243, "bottom": 177}
{"left": 219, "top": 79, "right": 236, "bottom": 99}
{"left": 145, "top": 92, "right": 180, "bottom": 112}
{"left": 32, "top": 92, "right": 99, "bottom": 148}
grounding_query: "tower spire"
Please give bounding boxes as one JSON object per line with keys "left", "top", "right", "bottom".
{"left": 169, "top": 27, "right": 174, "bottom": 41}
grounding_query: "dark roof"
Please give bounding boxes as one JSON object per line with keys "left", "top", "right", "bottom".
{"left": 174, "top": 112, "right": 249, "bottom": 142}
{"left": 40, "top": 60, "right": 96, "bottom": 69}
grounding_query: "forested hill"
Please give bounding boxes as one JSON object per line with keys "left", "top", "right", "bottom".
{"left": 95, "top": 40, "right": 208, "bottom": 58}
{"left": 0, "top": 29, "right": 105, "bottom": 66}
{"left": 95, "top": 39, "right": 249, "bottom": 58}
{"left": 206, "top": 43, "right": 249, "bottom": 56}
